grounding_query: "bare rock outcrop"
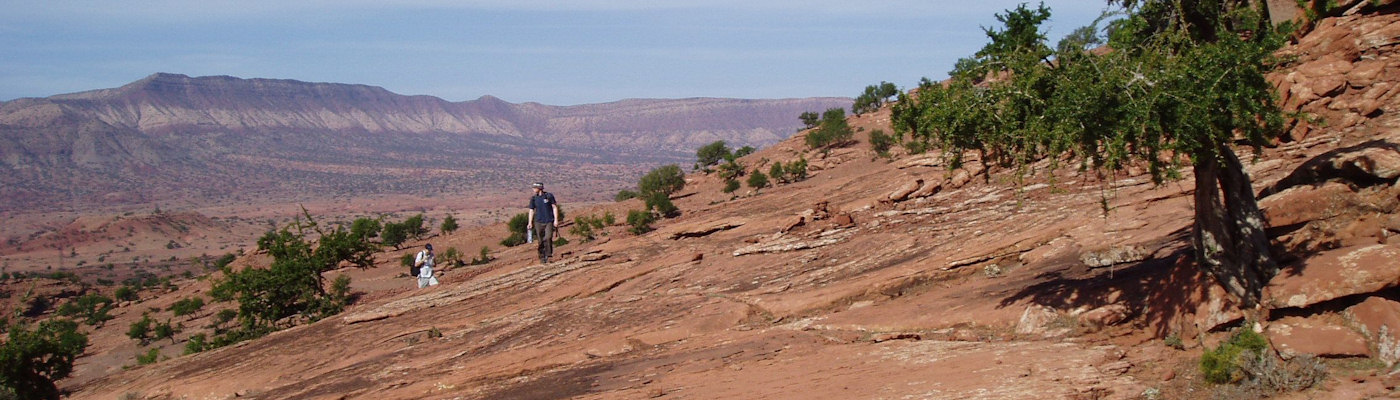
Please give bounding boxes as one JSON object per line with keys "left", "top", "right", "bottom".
{"left": 1266, "top": 316, "right": 1371, "bottom": 359}
{"left": 1265, "top": 244, "right": 1400, "bottom": 309}
{"left": 1346, "top": 296, "right": 1400, "bottom": 366}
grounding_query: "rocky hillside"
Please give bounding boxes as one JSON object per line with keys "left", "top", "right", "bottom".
{"left": 0, "top": 73, "right": 850, "bottom": 212}
{"left": 34, "top": 6, "right": 1400, "bottom": 400}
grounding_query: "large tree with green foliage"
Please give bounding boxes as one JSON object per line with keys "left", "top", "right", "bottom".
{"left": 214, "top": 211, "right": 355, "bottom": 338}
{"left": 695, "top": 141, "right": 733, "bottom": 172}
{"left": 0, "top": 319, "right": 88, "bottom": 400}
{"left": 638, "top": 164, "right": 686, "bottom": 196}
{"left": 892, "top": 1, "right": 1286, "bottom": 306}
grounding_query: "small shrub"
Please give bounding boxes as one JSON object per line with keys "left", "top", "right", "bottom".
{"left": 615, "top": 190, "right": 639, "bottom": 202}
{"left": 469, "top": 246, "right": 492, "bottom": 266}
{"left": 627, "top": 210, "right": 656, "bottom": 234}
{"left": 168, "top": 296, "right": 205, "bottom": 317}
{"left": 870, "top": 129, "right": 894, "bottom": 157}
{"left": 746, "top": 169, "right": 769, "bottom": 189}
{"left": 427, "top": 327, "right": 443, "bottom": 339}
{"left": 399, "top": 253, "right": 416, "bottom": 272}
{"left": 183, "top": 333, "right": 208, "bottom": 355}
{"left": 602, "top": 212, "right": 616, "bottom": 225}
{"left": 135, "top": 348, "right": 160, "bottom": 365}
{"left": 438, "top": 247, "right": 461, "bottom": 266}
{"left": 1201, "top": 327, "right": 1270, "bottom": 384}
{"left": 210, "top": 309, "right": 237, "bottom": 332}
{"left": 439, "top": 214, "right": 459, "bottom": 234}
{"left": 500, "top": 213, "right": 529, "bottom": 247}
{"left": 127, "top": 314, "right": 154, "bottom": 344}
{"left": 722, "top": 179, "right": 741, "bottom": 194}
{"left": 644, "top": 192, "right": 678, "bottom": 218}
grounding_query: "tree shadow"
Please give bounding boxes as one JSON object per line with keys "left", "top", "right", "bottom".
{"left": 996, "top": 226, "right": 1225, "bottom": 338}
{"left": 1259, "top": 139, "right": 1400, "bottom": 198}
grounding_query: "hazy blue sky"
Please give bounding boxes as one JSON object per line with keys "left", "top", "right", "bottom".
{"left": 1, "top": 1, "right": 1109, "bottom": 105}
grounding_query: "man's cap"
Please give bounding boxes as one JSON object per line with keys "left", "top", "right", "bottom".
{"left": 425, "top": 243, "right": 433, "bottom": 250}
{"left": 531, "top": 182, "right": 544, "bottom": 188}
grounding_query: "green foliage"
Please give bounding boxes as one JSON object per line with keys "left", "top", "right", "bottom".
{"left": 638, "top": 164, "right": 686, "bottom": 196}
{"left": 734, "top": 146, "right": 756, "bottom": 157}
{"left": 805, "top": 108, "right": 854, "bottom": 149}
{"left": 1200, "top": 327, "right": 1270, "bottom": 384}
{"left": 55, "top": 293, "right": 114, "bottom": 326}
{"left": 349, "top": 217, "right": 381, "bottom": 241}
{"left": 626, "top": 209, "right": 656, "bottom": 234}
{"left": 469, "top": 246, "right": 493, "bottom": 266}
{"left": 615, "top": 190, "right": 639, "bottom": 202}
{"left": 722, "top": 179, "right": 741, "bottom": 194}
{"left": 126, "top": 314, "right": 153, "bottom": 344}
{"left": 438, "top": 247, "right": 461, "bottom": 266}
{"left": 891, "top": 1, "right": 1285, "bottom": 185}
{"left": 402, "top": 214, "right": 427, "bottom": 240}
{"left": 211, "top": 253, "right": 238, "bottom": 270}
{"left": 768, "top": 162, "right": 786, "bottom": 184}
{"left": 440, "top": 214, "right": 459, "bottom": 234}
{"left": 399, "top": 253, "right": 416, "bottom": 271}
{"left": 869, "top": 129, "right": 894, "bottom": 157}
{"left": 799, "top": 111, "right": 820, "bottom": 129}
{"left": 135, "top": 348, "right": 159, "bottom": 365}
{"left": 746, "top": 169, "right": 770, "bottom": 189}
{"left": 644, "top": 192, "right": 679, "bottom": 218}
{"left": 570, "top": 214, "right": 609, "bottom": 242}
{"left": 210, "top": 309, "right": 236, "bottom": 332}
{"left": 0, "top": 318, "right": 88, "bottom": 400}
{"left": 211, "top": 213, "right": 357, "bottom": 343}
{"left": 151, "top": 319, "right": 179, "bottom": 344}
{"left": 695, "top": 141, "right": 733, "bottom": 172}
{"left": 183, "top": 333, "right": 208, "bottom": 355}
{"left": 380, "top": 221, "right": 410, "bottom": 249}
{"left": 602, "top": 211, "right": 616, "bottom": 225}
{"left": 168, "top": 296, "right": 205, "bottom": 317}
{"left": 501, "top": 213, "right": 529, "bottom": 247}
{"left": 853, "top": 81, "right": 899, "bottom": 115}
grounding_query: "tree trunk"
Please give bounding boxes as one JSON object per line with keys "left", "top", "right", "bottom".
{"left": 1191, "top": 144, "right": 1279, "bottom": 307}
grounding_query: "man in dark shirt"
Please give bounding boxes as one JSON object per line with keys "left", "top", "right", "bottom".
{"left": 527, "top": 182, "right": 559, "bottom": 264}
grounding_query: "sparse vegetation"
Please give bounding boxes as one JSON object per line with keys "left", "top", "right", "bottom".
{"left": 869, "top": 129, "right": 894, "bottom": 158}
{"left": 55, "top": 293, "right": 115, "bottom": 326}
{"left": 438, "top": 247, "right": 461, "bottom": 266}
{"left": 852, "top": 81, "right": 898, "bottom": 115}
{"left": 168, "top": 296, "right": 205, "bottom": 317}
{"left": 210, "top": 211, "right": 356, "bottom": 345}
{"left": 126, "top": 314, "right": 154, "bottom": 344}
{"left": 135, "top": 348, "right": 160, "bottom": 365}
{"left": 570, "top": 214, "right": 609, "bottom": 242}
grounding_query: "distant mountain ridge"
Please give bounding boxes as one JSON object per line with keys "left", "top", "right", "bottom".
{"left": 0, "top": 73, "right": 851, "bottom": 211}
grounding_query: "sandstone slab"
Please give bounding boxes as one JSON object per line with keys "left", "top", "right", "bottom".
{"left": 1266, "top": 244, "right": 1400, "bottom": 309}
{"left": 1259, "top": 181, "right": 1354, "bottom": 227}
{"left": 1346, "top": 296, "right": 1400, "bottom": 366}
{"left": 1266, "top": 316, "right": 1371, "bottom": 359}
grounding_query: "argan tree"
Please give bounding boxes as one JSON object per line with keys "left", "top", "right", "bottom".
{"left": 892, "top": 1, "right": 1286, "bottom": 306}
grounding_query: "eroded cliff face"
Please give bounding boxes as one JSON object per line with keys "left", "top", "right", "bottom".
{"left": 0, "top": 73, "right": 850, "bottom": 211}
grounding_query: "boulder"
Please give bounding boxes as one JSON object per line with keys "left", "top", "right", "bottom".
{"left": 1266, "top": 316, "right": 1371, "bottom": 359}
{"left": 1015, "top": 304, "right": 1060, "bottom": 335}
{"left": 910, "top": 180, "right": 943, "bottom": 198}
{"left": 1080, "top": 304, "right": 1133, "bottom": 331}
{"left": 832, "top": 214, "right": 854, "bottom": 227}
{"left": 1079, "top": 245, "right": 1150, "bottom": 268}
{"left": 781, "top": 216, "right": 805, "bottom": 233}
{"left": 1259, "top": 181, "right": 1354, "bottom": 227}
{"left": 886, "top": 179, "right": 924, "bottom": 202}
{"left": 1297, "top": 54, "right": 1354, "bottom": 79}
{"left": 1265, "top": 244, "right": 1400, "bottom": 309}
{"left": 1347, "top": 59, "right": 1388, "bottom": 88}
{"left": 1345, "top": 296, "right": 1400, "bottom": 366}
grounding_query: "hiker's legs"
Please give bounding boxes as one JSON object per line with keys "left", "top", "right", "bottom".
{"left": 534, "top": 224, "right": 553, "bottom": 263}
